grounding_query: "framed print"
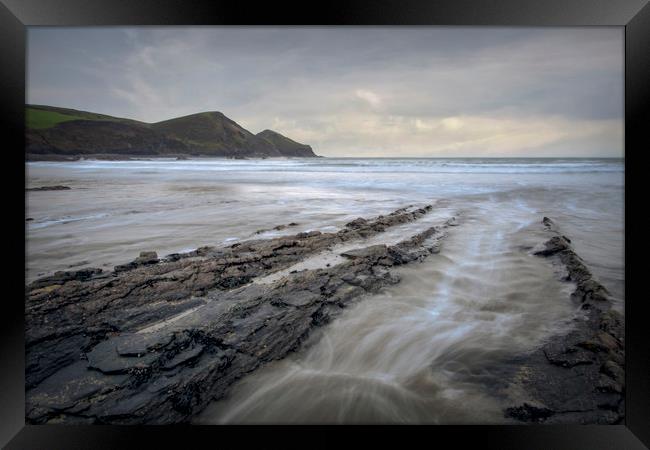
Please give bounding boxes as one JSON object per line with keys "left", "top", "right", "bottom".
{"left": 1, "top": 0, "right": 649, "bottom": 448}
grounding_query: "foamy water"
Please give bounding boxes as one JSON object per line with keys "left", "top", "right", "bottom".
{"left": 26, "top": 157, "right": 624, "bottom": 423}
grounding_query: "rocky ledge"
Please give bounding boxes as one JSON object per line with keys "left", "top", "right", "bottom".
{"left": 26, "top": 185, "right": 71, "bottom": 191}
{"left": 26, "top": 204, "right": 456, "bottom": 424}
{"left": 503, "top": 217, "right": 625, "bottom": 424}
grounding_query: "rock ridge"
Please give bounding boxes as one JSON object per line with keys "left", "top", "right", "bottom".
{"left": 503, "top": 216, "right": 625, "bottom": 424}
{"left": 25, "top": 205, "right": 455, "bottom": 424}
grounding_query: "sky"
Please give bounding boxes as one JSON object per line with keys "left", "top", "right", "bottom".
{"left": 27, "top": 27, "right": 624, "bottom": 157}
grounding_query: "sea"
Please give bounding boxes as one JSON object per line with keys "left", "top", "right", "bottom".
{"left": 26, "top": 157, "right": 624, "bottom": 423}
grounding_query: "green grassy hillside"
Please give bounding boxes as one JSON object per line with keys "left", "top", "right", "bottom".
{"left": 150, "top": 111, "right": 274, "bottom": 156}
{"left": 25, "top": 105, "right": 317, "bottom": 158}
{"left": 27, "top": 108, "right": 88, "bottom": 129}
{"left": 26, "top": 105, "right": 139, "bottom": 129}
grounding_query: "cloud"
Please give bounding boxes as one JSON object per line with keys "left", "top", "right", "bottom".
{"left": 440, "top": 117, "right": 463, "bottom": 131}
{"left": 260, "top": 112, "right": 622, "bottom": 157}
{"left": 27, "top": 27, "right": 623, "bottom": 157}
{"left": 355, "top": 89, "right": 382, "bottom": 108}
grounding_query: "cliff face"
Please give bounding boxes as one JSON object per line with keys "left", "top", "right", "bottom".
{"left": 27, "top": 119, "right": 189, "bottom": 156}
{"left": 257, "top": 129, "right": 316, "bottom": 157}
{"left": 150, "top": 112, "right": 280, "bottom": 157}
{"left": 25, "top": 105, "right": 317, "bottom": 158}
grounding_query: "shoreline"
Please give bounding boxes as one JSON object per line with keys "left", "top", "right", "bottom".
{"left": 24, "top": 203, "right": 623, "bottom": 424}
{"left": 26, "top": 153, "right": 324, "bottom": 162}
{"left": 25, "top": 154, "right": 623, "bottom": 162}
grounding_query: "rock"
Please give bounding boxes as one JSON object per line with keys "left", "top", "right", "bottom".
{"left": 542, "top": 216, "right": 555, "bottom": 230}
{"left": 165, "top": 253, "right": 182, "bottom": 262}
{"left": 533, "top": 235, "right": 571, "bottom": 256}
{"left": 86, "top": 339, "right": 160, "bottom": 374}
{"left": 446, "top": 216, "right": 459, "bottom": 227}
{"left": 345, "top": 217, "right": 367, "bottom": 229}
{"left": 29, "top": 268, "right": 103, "bottom": 290}
{"left": 163, "top": 345, "right": 204, "bottom": 370}
{"left": 600, "top": 360, "right": 624, "bottom": 385}
{"left": 505, "top": 403, "right": 554, "bottom": 422}
{"left": 115, "top": 333, "right": 174, "bottom": 357}
{"left": 255, "top": 223, "right": 300, "bottom": 235}
{"left": 114, "top": 251, "right": 159, "bottom": 272}
{"left": 26, "top": 361, "right": 128, "bottom": 413}
{"left": 135, "top": 251, "right": 159, "bottom": 265}
{"left": 502, "top": 217, "right": 624, "bottom": 424}
{"left": 296, "top": 231, "right": 321, "bottom": 239}
{"left": 341, "top": 245, "right": 388, "bottom": 260}
{"left": 25, "top": 204, "right": 452, "bottom": 424}
{"left": 543, "top": 341, "right": 595, "bottom": 368}
{"left": 27, "top": 185, "right": 71, "bottom": 191}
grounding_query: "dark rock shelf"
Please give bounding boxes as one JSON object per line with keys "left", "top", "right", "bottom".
{"left": 26, "top": 205, "right": 451, "bottom": 424}
{"left": 502, "top": 217, "right": 625, "bottom": 424}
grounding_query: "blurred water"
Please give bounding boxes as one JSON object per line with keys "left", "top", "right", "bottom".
{"left": 31, "top": 157, "right": 623, "bottom": 174}
{"left": 26, "top": 158, "right": 624, "bottom": 292}
{"left": 26, "top": 157, "right": 624, "bottom": 423}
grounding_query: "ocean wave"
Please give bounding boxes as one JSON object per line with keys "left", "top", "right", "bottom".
{"left": 28, "top": 157, "right": 624, "bottom": 174}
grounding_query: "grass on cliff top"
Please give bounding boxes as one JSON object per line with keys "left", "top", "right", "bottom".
{"left": 26, "top": 105, "right": 136, "bottom": 129}
{"left": 26, "top": 108, "right": 89, "bottom": 129}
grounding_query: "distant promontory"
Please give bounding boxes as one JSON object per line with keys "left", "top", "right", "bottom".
{"left": 26, "top": 105, "right": 318, "bottom": 159}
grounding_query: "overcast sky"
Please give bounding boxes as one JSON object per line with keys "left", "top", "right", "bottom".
{"left": 27, "top": 27, "right": 623, "bottom": 157}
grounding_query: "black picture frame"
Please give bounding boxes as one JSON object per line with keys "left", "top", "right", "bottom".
{"left": 2, "top": 0, "right": 649, "bottom": 448}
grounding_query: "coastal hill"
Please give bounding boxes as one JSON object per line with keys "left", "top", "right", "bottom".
{"left": 25, "top": 105, "right": 317, "bottom": 158}
{"left": 256, "top": 129, "right": 315, "bottom": 158}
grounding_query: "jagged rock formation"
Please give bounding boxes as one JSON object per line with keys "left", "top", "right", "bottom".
{"left": 503, "top": 217, "right": 625, "bottom": 424}
{"left": 25, "top": 205, "right": 453, "bottom": 424}
{"left": 25, "top": 210, "right": 623, "bottom": 425}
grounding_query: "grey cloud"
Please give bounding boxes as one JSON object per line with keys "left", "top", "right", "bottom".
{"left": 27, "top": 26, "right": 623, "bottom": 157}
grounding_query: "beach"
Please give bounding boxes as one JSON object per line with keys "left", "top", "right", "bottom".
{"left": 25, "top": 157, "right": 625, "bottom": 424}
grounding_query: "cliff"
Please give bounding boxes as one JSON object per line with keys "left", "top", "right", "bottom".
{"left": 26, "top": 105, "right": 318, "bottom": 158}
